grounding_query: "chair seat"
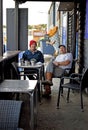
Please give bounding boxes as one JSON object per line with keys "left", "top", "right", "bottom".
{"left": 61, "top": 83, "right": 80, "bottom": 90}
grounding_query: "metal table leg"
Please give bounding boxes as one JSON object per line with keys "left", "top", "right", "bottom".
{"left": 28, "top": 85, "right": 38, "bottom": 130}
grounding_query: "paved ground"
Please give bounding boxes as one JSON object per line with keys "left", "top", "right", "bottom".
{"left": 35, "top": 78, "right": 88, "bottom": 130}
{"left": 14, "top": 75, "right": 88, "bottom": 130}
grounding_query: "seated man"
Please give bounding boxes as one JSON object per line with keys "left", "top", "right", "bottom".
{"left": 22, "top": 39, "right": 44, "bottom": 79}
{"left": 42, "top": 45, "right": 73, "bottom": 96}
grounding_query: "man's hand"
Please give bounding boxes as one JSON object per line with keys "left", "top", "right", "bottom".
{"left": 53, "top": 60, "right": 71, "bottom": 67}
{"left": 53, "top": 61, "right": 58, "bottom": 66}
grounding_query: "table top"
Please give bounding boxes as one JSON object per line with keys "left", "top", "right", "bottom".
{"left": 18, "top": 62, "right": 44, "bottom": 69}
{"left": 0, "top": 80, "right": 37, "bottom": 93}
{"left": 0, "top": 51, "right": 20, "bottom": 63}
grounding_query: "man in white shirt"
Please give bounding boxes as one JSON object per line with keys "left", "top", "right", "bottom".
{"left": 42, "top": 45, "right": 73, "bottom": 97}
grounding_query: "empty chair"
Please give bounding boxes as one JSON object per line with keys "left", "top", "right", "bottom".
{"left": 57, "top": 68, "right": 88, "bottom": 112}
{"left": 11, "top": 62, "right": 36, "bottom": 80}
{"left": 11, "top": 62, "right": 22, "bottom": 79}
{"left": 11, "top": 61, "right": 43, "bottom": 102}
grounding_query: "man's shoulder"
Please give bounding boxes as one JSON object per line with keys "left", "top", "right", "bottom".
{"left": 66, "top": 52, "right": 72, "bottom": 54}
{"left": 66, "top": 53, "right": 73, "bottom": 60}
{"left": 23, "top": 50, "right": 31, "bottom": 54}
{"left": 66, "top": 52, "right": 73, "bottom": 56}
{"left": 37, "top": 50, "right": 43, "bottom": 54}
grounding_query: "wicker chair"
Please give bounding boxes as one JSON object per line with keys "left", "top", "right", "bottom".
{"left": 0, "top": 100, "right": 23, "bottom": 130}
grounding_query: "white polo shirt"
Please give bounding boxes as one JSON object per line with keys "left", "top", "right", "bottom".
{"left": 54, "top": 53, "right": 73, "bottom": 69}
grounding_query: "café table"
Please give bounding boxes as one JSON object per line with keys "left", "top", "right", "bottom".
{"left": 17, "top": 62, "right": 45, "bottom": 101}
{"left": 0, "top": 79, "right": 37, "bottom": 130}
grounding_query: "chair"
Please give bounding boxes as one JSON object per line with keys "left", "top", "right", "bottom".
{"left": 11, "top": 62, "right": 22, "bottom": 79}
{"left": 0, "top": 100, "right": 23, "bottom": 130}
{"left": 11, "top": 61, "right": 43, "bottom": 102}
{"left": 57, "top": 68, "right": 88, "bottom": 112}
{"left": 54, "top": 59, "right": 77, "bottom": 94}
{"left": 11, "top": 62, "right": 36, "bottom": 80}
{"left": 11, "top": 62, "right": 37, "bottom": 100}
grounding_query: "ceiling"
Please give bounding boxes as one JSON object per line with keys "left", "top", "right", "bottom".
{"left": 58, "top": 2, "right": 75, "bottom": 11}
{"left": 13, "top": 0, "right": 80, "bottom": 4}
{"left": 13, "top": 0, "right": 79, "bottom": 12}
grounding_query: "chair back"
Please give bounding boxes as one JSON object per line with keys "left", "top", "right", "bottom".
{"left": 11, "top": 62, "right": 20, "bottom": 79}
{"left": 53, "top": 59, "right": 77, "bottom": 78}
{"left": 81, "top": 68, "right": 88, "bottom": 91}
{"left": 68, "top": 59, "right": 77, "bottom": 75}
{"left": 64, "top": 59, "right": 77, "bottom": 77}
{"left": 0, "top": 100, "right": 22, "bottom": 130}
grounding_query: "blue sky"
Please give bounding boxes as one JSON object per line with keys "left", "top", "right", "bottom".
{"left": 3, "top": 0, "right": 51, "bottom": 25}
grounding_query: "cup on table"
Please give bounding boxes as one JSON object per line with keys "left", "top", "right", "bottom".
{"left": 25, "top": 60, "right": 29, "bottom": 66}
{"left": 20, "top": 59, "right": 24, "bottom": 65}
{"left": 30, "top": 60, "right": 35, "bottom": 66}
{"left": 30, "top": 58, "right": 36, "bottom": 66}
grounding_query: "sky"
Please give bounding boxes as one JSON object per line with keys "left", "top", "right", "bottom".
{"left": 3, "top": 0, "right": 51, "bottom": 25}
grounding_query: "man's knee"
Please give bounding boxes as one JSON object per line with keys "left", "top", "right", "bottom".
{"left": 46, "top": 61, "right": 54, "bottom": 72}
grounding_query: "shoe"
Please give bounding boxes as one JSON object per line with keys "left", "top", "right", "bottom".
{"left": 42, "top": 91, "right": 51, "bottom": 98}
{"left": 42, "top": 86, "right": 51, "bottom": 97}
{"left": 42, "top": 80, "right": 53, "bottom": 86}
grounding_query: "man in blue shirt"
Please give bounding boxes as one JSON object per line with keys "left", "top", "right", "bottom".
{"left": 23, "top": 40, "right": 44, "bottom": 63}
{"left": 22, "top": 40, "right": 44, "bottom": 79}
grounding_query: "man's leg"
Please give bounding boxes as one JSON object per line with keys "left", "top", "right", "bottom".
{"left": 42, "top": 61, "right": 54, "bottom": 96}
{"left": 45, "top": 72, "right": 53, "bottom": 81}
{"left": 43, "top": 60, "right": 54, "bottom": 82}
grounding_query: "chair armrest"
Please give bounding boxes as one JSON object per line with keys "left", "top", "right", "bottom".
{"left": 19, "top": 73, "right": 35, "bottom": 76}
{"left": 64, "top": 68, "right": 71, "bottom": 71}
{"left": 70, "top": 73, "right": 82, "bottom": 81}
{"left": 60, "top": 76, "right": 81, "bottom": 84}
{"left": 70, "top": 73, "right": 82, "bottom": 77}
{"left": 17, "top": 128, "right": 24, "bottom": 130}
{"left": 61, "top": 76, "right": 77, "bottom": 80}
{"left": 64, "top": 68, "right": 71, "bottom": 74}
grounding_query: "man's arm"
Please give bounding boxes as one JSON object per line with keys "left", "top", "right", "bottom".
{"left": 53, "top": 53, "right": 73, "bottom": 67}
{"left": 38, "top": 51, "right": 44, "bottom": 63}
{"left": 53, "top": 60, "right": 71, "bottom": 66}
